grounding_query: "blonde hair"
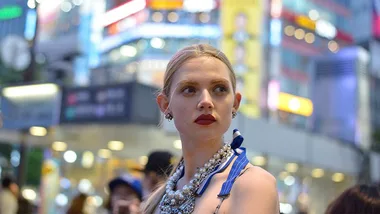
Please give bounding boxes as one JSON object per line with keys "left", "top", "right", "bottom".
{"left": 143, "top": 44, "right": 237, "bottom": 213}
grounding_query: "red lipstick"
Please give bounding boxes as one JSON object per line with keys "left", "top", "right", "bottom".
{"left": 195, "top": 114, "right": 216, "bottom": 125}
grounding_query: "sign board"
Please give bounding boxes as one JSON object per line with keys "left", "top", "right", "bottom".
{"left": 60, "top": 82, "right": 160, "bottom": 125}
{"left": 0, "top": 5, "right": 22, "bottom": 21}
{"left": 60, "top": 84, "right": 132, "bottom": 123}
{"left": 1, "top": 89, "right": 61, "bottom": 130}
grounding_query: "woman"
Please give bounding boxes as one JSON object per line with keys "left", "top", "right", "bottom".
{"left": 325, "top": 184, "right": 380, "bottom": 214}
{"left": 144, "top": 44, "right": 279, "bottom": 213}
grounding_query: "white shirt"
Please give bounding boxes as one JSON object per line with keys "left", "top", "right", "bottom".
{"left": 0, "top": 189, "right": 18, "bottom": 214}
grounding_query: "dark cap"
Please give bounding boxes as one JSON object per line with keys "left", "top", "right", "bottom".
{"left": 108, "top": 174, "right": 143, "bottom": 201}
{"left": 1, "top": 176, "right": 15, "bottom": 188}
{"left": 144, "top": 151, "right": 174, "bottom": 177}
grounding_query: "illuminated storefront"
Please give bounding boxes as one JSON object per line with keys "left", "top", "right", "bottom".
{"left": 93, "top": 0, "right": 220, "bottom": 87}
{"left": 220, "top": 0, "right": 264, "bottom": 118}
{"left": 0, "top": 2, "right": 31, "bottom": 39}
{"left": 264, "top": 156, "right": 355, "bottom": 214}
{"left": 267, "top": 0, "right": 353, "bottom": 128}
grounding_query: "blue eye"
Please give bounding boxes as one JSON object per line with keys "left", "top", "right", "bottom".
{"left": 182, "top": 86, "right": 196, "bottom": 94}
{"left": 214, "top": 86, "right": 228, "bottom": 93}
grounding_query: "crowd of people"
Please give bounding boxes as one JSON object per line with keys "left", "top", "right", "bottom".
{"left": 0, "top": 44, "right": 380, "bottom": 214}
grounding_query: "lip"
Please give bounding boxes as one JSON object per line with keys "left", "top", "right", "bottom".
{"left": 194, "top": 114, "right": 216, "bottom": 125}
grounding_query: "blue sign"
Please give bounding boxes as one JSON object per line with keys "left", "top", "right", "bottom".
{"left": 60, "top": 83, "right": 132, "bottom": 123}
{"left": 1, "top": 92, "right": 61, "bottom": 129}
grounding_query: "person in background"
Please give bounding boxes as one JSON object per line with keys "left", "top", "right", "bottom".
{"left": 104, "top": 174, "right": 143, "bottom": 214}
{"left": 141, "top": 151, "right": 174, "bottom": 199}
{"left": 17, "top": 195, "right": 34, "bottom": 214}
{"left": 0, "top": 176, "right": 19, "bottom": 214}
{"left": 325, "top": 183, "right": 380, "bottom": 214}
{"left": 66, "top": 193, "right": 89, "bottom": 214}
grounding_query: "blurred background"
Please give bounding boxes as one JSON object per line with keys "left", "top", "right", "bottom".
{"left": 0, "top": 0, "right": 379, "bottom": 213}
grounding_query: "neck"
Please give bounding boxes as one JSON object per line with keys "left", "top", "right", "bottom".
{"left": 179, "top": 135, "right": 224, "bottom": 184}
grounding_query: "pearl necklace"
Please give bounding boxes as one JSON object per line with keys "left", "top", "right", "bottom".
{"left": 159, "top": 144, "right": 234, "bottom": 214}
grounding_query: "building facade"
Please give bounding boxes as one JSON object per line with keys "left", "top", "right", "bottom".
{"left": 267, "top": 0, "right": 353, "bottom": 129}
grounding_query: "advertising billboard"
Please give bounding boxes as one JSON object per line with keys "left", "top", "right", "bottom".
{"left": 60, "top": 83, "right": 132, "bottom": 123}
{"left": 221, "top": 0, "right": 263, "bottom": 118}
{"left": 60, "top": 82, "right": 160, "bottom": 125}
{"left": 374, "top": 0, "right": 380, "bottom": 38}
{"left": 0, "top": 84, "right": 61, "bottom": 130}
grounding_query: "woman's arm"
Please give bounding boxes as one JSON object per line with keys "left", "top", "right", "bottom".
{"left": 228, "top": 166, "right": 279, "bottom": 214}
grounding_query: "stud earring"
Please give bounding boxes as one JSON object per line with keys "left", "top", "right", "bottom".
{"left": 232, "top": 112, "right": 237, "bottom": 119}
{"left": 165, "top": 113, "right": 173, "bottom": 121}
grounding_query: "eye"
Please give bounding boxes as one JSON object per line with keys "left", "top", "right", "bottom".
{"left": 182, "top": 86, "right": 196, "bottom": 94}
{"left": 214, "top": 85, "right": 229, "bottom": 94}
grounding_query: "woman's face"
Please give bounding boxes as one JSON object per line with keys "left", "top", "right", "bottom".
{"left": 160, "top": 56, "right": 241, "bottom": 141}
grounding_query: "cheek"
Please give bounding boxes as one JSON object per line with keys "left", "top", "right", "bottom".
{"left": 171, "top": 98, "right": 192, "bottom": 118}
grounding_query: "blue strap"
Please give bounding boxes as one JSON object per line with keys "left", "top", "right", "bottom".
{"left": 196, "top": 153, "right": 236, "bottom": 195}
{"left": 179, "top": 129, "right": 248, "bottom": 197}
{"left": 231, "top": 129, "right": 244, "bottom": 149}
{"left": 218, "top": 147, "right": 249, "bottom": 197}
{"left": 198, "top": 129, "right": 248, "bottom": 196}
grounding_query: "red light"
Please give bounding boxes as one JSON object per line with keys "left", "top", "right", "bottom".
{"left": 271, "top": 0, "right": 282, "bottom": 18}
{"left": 373, "top": 15, "right": 380, "bottom": 38}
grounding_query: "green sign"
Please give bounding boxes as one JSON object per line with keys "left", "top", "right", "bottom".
{"left": 0, "top": 5, "right": 23, "bottom": 21}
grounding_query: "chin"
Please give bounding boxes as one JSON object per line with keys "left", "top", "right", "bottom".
{"left": 175, "top": 121, "right": 229, "bottom": 138}
{"left": 193, "top": 127, "right": 226, "bottom": 139}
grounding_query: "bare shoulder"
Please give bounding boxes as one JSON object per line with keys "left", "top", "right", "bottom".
{"left": 235, "top": 164, "right": 277, "bottom": 190}
{"left": 229, "top": 164, "right": 279, "bottom": 214}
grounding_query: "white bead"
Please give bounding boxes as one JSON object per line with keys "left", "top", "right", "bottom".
{"left": 214, "top": 153, "right": 221, "bottom": 159}
{"left": 194, "top": 173, "right": 200, "bottom": 179}
{"left": 175, "top": 190, "right": 181, "bottom": 199}
{"left": 205, "top": 163, "right": 211, "bottom": 168}
{"left": 190, "top": 179, "right": 197, "bottom": 185}
{"left": 183, "top": 185, "right": 190, "bottom": 194}
{"left": 178, "top": 193, "right": 185, "bottom": 201}
{"left": 209, "top": 158, "right": 215, "bottom": 165}
{"left": 168, "top": 191, "right": 175, "bottom": 198}
{"left": 171, "top": 199, "right": 176, "bottom": 205}
{"left": 199, "top": 168, "right": 206, "bottom": 173}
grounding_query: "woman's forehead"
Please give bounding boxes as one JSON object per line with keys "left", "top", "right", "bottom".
{"left": 179, "top": 56, "right": 227, "bottom": 71}
{"left": 174, "top": 56, "right": 231, "bottom": 80}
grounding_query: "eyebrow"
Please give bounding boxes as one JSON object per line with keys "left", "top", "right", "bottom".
{"left": 176, "top": 79, "right": 230, "bottom": 87}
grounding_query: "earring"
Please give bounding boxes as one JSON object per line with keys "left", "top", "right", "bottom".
{"left": 232, "top": 112, "right": 237, "bottom": 119}
{"left": 165, "top": 113, "right": 173, "bottom": 121}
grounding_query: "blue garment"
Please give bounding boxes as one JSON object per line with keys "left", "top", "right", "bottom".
{"left": 197, "top": 129, "right": 249, "bottom": 198}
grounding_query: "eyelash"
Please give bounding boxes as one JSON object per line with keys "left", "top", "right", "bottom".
{"left": 214, "top": 85, "right": 229, "bottom": 93}
{"left": 180, "top": 85, "right": 229, "bottom": 95}
{"left": 181, "top": 86, "right": 196, "bottom": 94}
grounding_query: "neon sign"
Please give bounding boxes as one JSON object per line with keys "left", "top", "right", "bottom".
{"left": 316, "top": 20, "right": 337, "bottom": 39}
{"left": 148, "top": 0, "right": 183, "bottom": 10}
{"left": 0, "top": 5, "right": 22, "bottom": 21}
{"left": 99, "top": 24, "right": 221, "bottom": 53}
{"left": 102, "top": 0, "right": 146, "bottom": 27}
{"left": 277, "top": 93, "right": 313, "bottom": 117}
{"left": 108, "top": 10, "right": 148, "bottom": 35}
{"left": 374, "top": 0, "right": 380, "bottom": 38}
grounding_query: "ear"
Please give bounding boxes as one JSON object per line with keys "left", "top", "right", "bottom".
{"left": 233, "top": 92, "right": 242, "bottom": 112}
{"left": 156, "top": 92, "right": 170, "bottom": 114}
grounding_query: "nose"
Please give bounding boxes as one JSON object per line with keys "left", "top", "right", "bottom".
{"left": 197, "top": 89, "right": 214, "bottom": 110}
